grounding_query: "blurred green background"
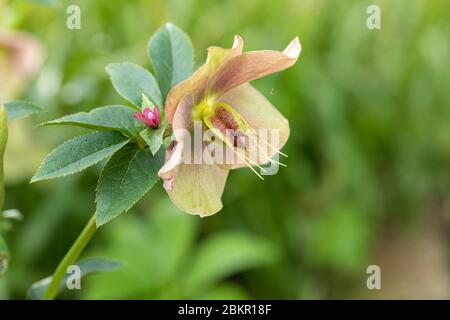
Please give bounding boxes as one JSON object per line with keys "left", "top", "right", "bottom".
{"left": 1, "top": 0, "right": 450, "bottom": 299}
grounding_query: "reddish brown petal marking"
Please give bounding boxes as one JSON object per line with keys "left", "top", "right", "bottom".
{"left": 215, "top": 107, "right": 239, "bottom": 130}
{"left": 210, "top": 116, "right": 227, "bottom": 134}
{"left": 210, "top": 114, "right": 243, "bottom": 147}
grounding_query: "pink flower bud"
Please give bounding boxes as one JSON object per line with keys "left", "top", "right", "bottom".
{"left": 134, "top": 106, "right": 160, "bottom": 129}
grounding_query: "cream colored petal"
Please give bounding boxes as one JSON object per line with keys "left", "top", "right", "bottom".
{"left": 206, "top": 35, "right": 244, "bottom": 72}
{"left": 162, "top": 96, "right": 231, "bottom": 215}
{"left": 210, "top": 37, "right": 301, "bottom": 96}
{"left": 164, "top": 35, "right": 244, "bottom": 122}
{"left": 158, "top": 141, "right": 183, "bottom": 183}
{"left": 220, "top": 84, "right": 290, "bottom": 168}
{"left": 166, "top": 162, "right": 229, "bottom": 217}
{"left": 158, "top": 94, "right": 193, "bottom": 182}
{"left": 172, "top": 94, "right": 194, "bottom": 132}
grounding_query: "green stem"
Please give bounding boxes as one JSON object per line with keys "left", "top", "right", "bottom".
{"left": 43, "top": 214, "right": 97, "bottom": 300}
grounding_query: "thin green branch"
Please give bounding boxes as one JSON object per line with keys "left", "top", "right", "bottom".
{"left": 43, "top": 214, "right": 97, "bottom": 300}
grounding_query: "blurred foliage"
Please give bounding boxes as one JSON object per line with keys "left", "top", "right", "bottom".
{"left": 0, "top": 0, "right": 449, "bottom": 299}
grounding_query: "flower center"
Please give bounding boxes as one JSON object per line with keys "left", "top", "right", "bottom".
{"left": 192, "top": 96, "right": 216, "bottom": 122}
{"left": 193, "top": 97, "right": 247, "bottom": 131}
{"left": 192, "top": 97, "right": 288, "bottom": 180}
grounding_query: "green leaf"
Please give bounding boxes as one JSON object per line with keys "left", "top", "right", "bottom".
{"left": 106, "top": 62, "right": 162, "bottom": 108}
{"left": 3, "top": 100, "right": 44, "bottom": 120}
{"left": 31, "top": 131, "right": 130, "bottom": 183}
{"left": 148, "top": 22, "right": 194, "bottom": 100}
{"left": 95, "top": 143, "right": 164, "bottom": 227}
{"left": 0, "top": 234, "right": 9, "bottom": 276}
{"left": 0, "top": 105, "right": 7, "bottom": 211}
{"left": 139, "top": 122, "right": 168, "bottom": 155}
{"left": 185, "top": 232, "right": 279, "bottom": 292}
{"left": 39, "top": 105, "right": 145, "bottom": 137}
{"left": 27, "top": 257, "right": 122, "bottom": 300}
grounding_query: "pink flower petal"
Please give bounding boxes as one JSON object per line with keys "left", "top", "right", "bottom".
{"left": 143, "top": 108, "right": 151, "bottom": 117}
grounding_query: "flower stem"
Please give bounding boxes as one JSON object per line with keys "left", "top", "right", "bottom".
{"left": 43, "top": 214, "right": 97, "bottom": 300}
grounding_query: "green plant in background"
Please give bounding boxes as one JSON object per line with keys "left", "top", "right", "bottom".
{"left": 0, "top": 106, "right": 7, "bottom": 276}
{"left": 0, "top": 101, "right": 44, "bottom": 275}
{"left": 84, "top": 200, "right": 279, "bottom": 299}
{"left": 2, "top": 0, "right": 449, "bottom": 300}
{"left": 27, "top": 22, "right": 299, "bottom": 300}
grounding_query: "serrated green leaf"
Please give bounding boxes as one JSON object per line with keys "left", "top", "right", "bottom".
{"left": 0, "top": 234, "right": 9, "bottom": 276}
{"left": 0, "top": 105, "right": 7, "bottom": 211}
{"left": 139, "top": 122, "right": 168, "bottom": 155}
{"left": 148, "top": 23, "right": 194, "bottom": 100}
{"left": 27, "top": 257, "right": 122, "bottom": 300}
{"left": 31, "top": 131, "right": 130, "bottom": 183}
{"left": 106, "top": 62, "right": 162, "bottom": 108}
{"left": 3, "top": 100, "right": 44, "bottom": 120}
{"left": 39, "top": 105, "right": 145, "bottom": 137}
{"left": 184, "top": 232, "right": 279, "bottom": 292}
{"left": 96, "top": 143, "right": 164, "bottom": 226}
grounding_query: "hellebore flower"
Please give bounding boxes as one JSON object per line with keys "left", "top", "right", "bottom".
{"left": 158, "top": 35, "right": 301, "bottom": 216}
{"left": 134, "top": 106, "right": 160, "bottom": 129}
